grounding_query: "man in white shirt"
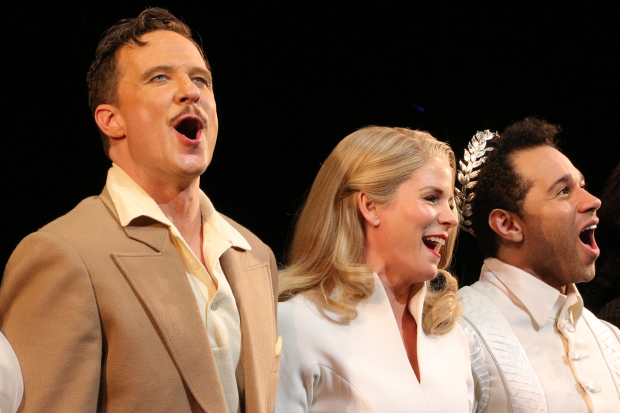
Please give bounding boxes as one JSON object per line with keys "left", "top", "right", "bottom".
{"left": 457, "top": 118, "right": 620, "bottom": 413}
{"left": 0, "top": 8, "right": 279, "bottom": 413}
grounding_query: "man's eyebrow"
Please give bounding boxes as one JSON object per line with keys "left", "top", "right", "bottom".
{"left": 546, "top": 172, "right": 585, "bottom": 193}
{"left": 139, "top": 66, "right": 212, "bottom": 83}
{"left": 140, "top": 65, "right": 174, "bottom": 82}
{"left": 190, "top": 67, "right": 212, "bottom": 80}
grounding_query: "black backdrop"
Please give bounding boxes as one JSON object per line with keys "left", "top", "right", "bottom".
{"left": 2, "top": 1, "right": 619, "bottom": 289}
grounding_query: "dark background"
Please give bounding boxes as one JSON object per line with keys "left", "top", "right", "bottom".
{"left": 2, "top": 1, "right": 619, "bottom": 293}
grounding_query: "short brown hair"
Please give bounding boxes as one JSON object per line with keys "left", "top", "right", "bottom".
{"left": 86, "top": 7, "right": 209, "bottom": 156}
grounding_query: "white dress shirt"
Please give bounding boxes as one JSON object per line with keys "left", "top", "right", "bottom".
{"left": 460, "top": 258, "right": 620, "bottom": 413}
{"left": 0, "top": 331, "right": 22, "bottom": 413}
{"left": 107, "top": 163, "right": 251, "bottom": 413}
{"left": 276, "top": 274, "right": 474, "bottom": 413}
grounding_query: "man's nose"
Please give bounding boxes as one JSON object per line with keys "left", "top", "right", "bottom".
{"left": 580, "top": 188, "right": 601, "bottom": 214}
{"left": 176, "top": 76, "right": 200, "bottom": 104}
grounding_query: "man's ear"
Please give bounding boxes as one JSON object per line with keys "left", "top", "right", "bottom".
{"left": 488, "top": 208, "right": 523, "bottom": 243}
{"left": 94, "top": 104, "right": 125, "bottom": 139}
{"left": 357, "top": 192, "right": 380, "bottom": 227}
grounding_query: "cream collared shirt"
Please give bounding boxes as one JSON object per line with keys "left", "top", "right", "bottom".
{"left": 107, "top": 163, "right": 250, "bottom": 413}
{"left": 474, "top": 258, "right": 620, "bottom": 413}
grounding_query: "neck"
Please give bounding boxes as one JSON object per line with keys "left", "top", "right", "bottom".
{"left": 371, "top": 254, "right": 423, "bottom": 383}
{"left": 366, "top": 243, "right": 422, "bottom": 382}
{"left": 156, "top": 182, "right": 202, "bottom": 238}
{"left": 111, "top": 158, "right": 206, "bottom": 263}
{"left": 123, "top": 164, "right": 203, "bottom": 258}
{"left": 156, "top": 181, "right": 204, "bottom": 266}
{"left": 113, "top": 159, "right": 202, "bottom": 230}
{"left": 366, "top": 248, "right": 414, "bottom": 315}
{"left": 495, "top": 250, "right": 568, "bottom": 294}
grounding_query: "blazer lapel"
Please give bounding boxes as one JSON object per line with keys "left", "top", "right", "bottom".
{"left": 221, "top": 248, "right": 276, "bottom": 413}
{"left": 101, "top": 188, "right": 229, "bottom": 413}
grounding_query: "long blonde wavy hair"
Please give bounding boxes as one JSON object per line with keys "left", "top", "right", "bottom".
{"left": 279, "top": 126, "right": 462, "bottom": 335}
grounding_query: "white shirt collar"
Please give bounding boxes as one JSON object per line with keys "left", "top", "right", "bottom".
{"left": 482, "top": 258, "right": 583, "bottom": 329}
{"left": 106, "top": 163, "right": 251, "bottom": 251}
{"left": 372, "top": 273, "right": 427, "bottom": 327}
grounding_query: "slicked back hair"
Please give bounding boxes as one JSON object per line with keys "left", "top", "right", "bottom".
{"left": 470, "top": 117, "right": 560, "bottom": 258}
{"left": 86, "top": 7, "right": 208, "bottom": 156}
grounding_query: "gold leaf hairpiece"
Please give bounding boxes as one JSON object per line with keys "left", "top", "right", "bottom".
{"left": 455, "top": 130, "right": 499, "bottom": 236}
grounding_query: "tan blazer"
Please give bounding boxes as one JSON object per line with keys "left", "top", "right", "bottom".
{"left": 0, "top": 188, "right": 280, "bottom": 413}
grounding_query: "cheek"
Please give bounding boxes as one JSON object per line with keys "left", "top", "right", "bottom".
{"left": 376, "top": 214, "right": 409, "bottom": 252}
{"left": 411, "top": 206, "right": 435, "bottom": 228}
{"left": 540, "top": 210, "right": 573, "bottom": 239}
{"left": 202, "top": 92, "right": 217, "bottom": 109}
{"left": 398, "top": 209, "right": 430, "bottom": 247}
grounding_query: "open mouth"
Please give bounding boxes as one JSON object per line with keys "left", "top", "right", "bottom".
{"left": 174, "top": 117, "right": 202, "bottom": 140}
{"left": 423, "top": 236, "right": 445, "bottom": 258}
{"left": 579, "top": 224, "right": 597, "bottom": 249}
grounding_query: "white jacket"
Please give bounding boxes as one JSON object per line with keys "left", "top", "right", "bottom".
{"left": 277, "top": 274, "right": 474, "bottom": 413}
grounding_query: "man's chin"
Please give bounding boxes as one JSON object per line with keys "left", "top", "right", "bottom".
{"left": 575, "top": 264, "right": 596, "bottom": 284}
{"left": 176, "top": 157, "right": 209, "bottom": 177}
{"left": 183, "top": 165, "right": 208, "bottom": 177}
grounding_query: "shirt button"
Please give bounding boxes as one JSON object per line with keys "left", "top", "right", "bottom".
{"left": 558, "top": 320, "right": 576, "bottom": 333}
{"left": 192, "top": 262, "right": 199, "bottom": 270}
{"left": 211, "top": 302, "right": 218, "bottom": 311}
{"left": 581, "top": 381, "right": 602, "bottom": 393}
{"left": 569, "top": 350, "right": 590, "bottom": 361}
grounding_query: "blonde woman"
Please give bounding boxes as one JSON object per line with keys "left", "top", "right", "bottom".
{"left": 276, "top": 126, "right": 474, "bottom": 412}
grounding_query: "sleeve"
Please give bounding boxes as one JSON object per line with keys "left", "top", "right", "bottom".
{"left": 0, "top": 331, "right": 23, "bottom": 413}
{"left": 0, "top": 231, "right": 103, "bottom": 412}
{"left": 275, "top": 301, "right": 312, "bottom": 413}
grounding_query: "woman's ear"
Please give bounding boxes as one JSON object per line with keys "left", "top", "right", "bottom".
{"left": 357, "top": 192, "right": 380, "bottom": 227}
{"left": 488, "top": 208, "right": 523, "bottom": 243}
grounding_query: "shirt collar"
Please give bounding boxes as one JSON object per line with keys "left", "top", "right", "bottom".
{"left": 482, "top": 258, "right": 583, "bottom": 329}
{"left": 559, "top": 283, "right": 583, "bottom": 329}
{"left": 106, "top": 163, "right": 251, "bottom": 251}
{"left": 197, "top": 190, "right": 251, "bottom": 251}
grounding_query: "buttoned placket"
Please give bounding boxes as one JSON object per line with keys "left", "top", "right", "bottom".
{"left": 557, "top": 294, "right": 600, "bottom": 413}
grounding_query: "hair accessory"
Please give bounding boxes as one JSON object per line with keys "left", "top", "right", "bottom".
{"left": 455, "top": 130, "right": 499, "bottom": 235}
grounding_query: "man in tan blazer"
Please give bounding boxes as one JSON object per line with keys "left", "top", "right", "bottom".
{"left": 0, "top": 7, "right": 280, "bottom": 413}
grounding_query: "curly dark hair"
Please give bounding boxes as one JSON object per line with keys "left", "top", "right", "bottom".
{"left": 470, "top": 117, "right": 560, "bottom": 258}
{"left": 86, "top": 7, "right": 208, "bottom": 156}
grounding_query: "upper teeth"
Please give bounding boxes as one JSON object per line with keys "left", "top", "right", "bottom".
{"left": 581, "top": 225, "right": 597, "bottom": 233}
{"left": 425, "top": 236, "right": 446, "bottom": 245}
